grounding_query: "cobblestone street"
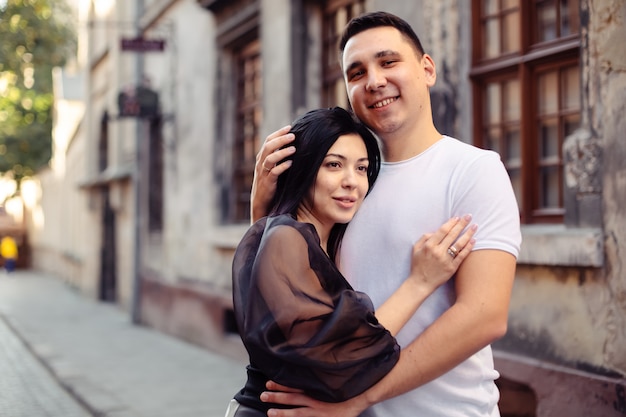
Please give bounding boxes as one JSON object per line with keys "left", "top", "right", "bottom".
{"left": 0, "top": 316, "right": 92, "bottom": 417}
{"left": 0, "top": 271, "right": 245, "bottom": 417}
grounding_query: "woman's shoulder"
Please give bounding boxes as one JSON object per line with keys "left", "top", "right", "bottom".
{"left": 264, "top": 215, "right": 318, "bottom": 246}
{"left": 241, "top": 215, "right": 302, "bottom": 243}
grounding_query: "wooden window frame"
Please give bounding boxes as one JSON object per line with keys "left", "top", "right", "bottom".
{"left": 321, "top": 0, "right": 365, "bottom": 108}
{"left": 470, "top": 0, "right": 581, "bottom": 224}
{"left": 210, "top": 0, "right": 261, "bottom": 225}
{"left": 230, "top": 37, "right": 262, "bottom": 224}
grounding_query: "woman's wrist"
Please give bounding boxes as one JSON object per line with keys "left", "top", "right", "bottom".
{"left": 406, "top": 273, "right": 438, "bottom": 300}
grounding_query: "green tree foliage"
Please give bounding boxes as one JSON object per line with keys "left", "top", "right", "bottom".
{"left": 0, "top": 0, "right": 76, "bottom": 182}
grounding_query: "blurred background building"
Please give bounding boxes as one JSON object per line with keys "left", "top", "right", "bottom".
{"left": 20, "top": 0, "right": 626, "bottom": 415}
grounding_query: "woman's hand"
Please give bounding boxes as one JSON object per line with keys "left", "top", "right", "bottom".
{"left": 374, "top": 215, "right": 477, "bottom": 336}
{"left": 408, "top": 215, "right": 477, "bottom": 292}
{"left": 250, "top": 126, "right": 296, "bottom": 223}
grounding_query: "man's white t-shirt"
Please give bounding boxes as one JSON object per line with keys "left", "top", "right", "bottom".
{"left": 340, "top": 136, "right": 522, "bottom": 417}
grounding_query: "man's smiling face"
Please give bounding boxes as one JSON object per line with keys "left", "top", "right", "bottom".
{"left": 342, "top": 26, "right": 435, "bottom": 140}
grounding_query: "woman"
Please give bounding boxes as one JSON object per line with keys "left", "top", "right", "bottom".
{"left": 226, "top": 107, "right": 475, "bottom": 416}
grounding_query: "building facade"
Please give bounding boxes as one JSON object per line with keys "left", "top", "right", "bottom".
{"left": 29, "top": 0, "right": 626, "bottom": 415}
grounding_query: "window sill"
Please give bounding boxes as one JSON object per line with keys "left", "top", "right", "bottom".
{"left": 518, "top": 225, "right": 603, "bottom": 267}
{"left": 209, "top": 224, "right": 605, "bottom": 267}
{"left": 210, "top": 224, "right": 250, "bottom": 249}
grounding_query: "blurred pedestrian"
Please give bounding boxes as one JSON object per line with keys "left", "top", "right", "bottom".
{"left": 1, "top": 236, "right": 18, "bottom": 273}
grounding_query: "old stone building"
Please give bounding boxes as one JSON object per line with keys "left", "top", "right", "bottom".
{"left": 28, "top": 0, "right": 625, "bottom": 415}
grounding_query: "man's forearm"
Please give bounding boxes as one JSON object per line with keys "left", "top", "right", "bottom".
{"left": 361, "top": 303, "right": 491, "bottom": 405}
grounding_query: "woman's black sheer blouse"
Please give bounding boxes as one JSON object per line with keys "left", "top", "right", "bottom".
{"left": 232, "top": 215, "right": 400, "bottom": 410}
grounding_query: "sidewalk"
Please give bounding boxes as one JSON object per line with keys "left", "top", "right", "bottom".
{"left": 0, "top": 316, "right": 92, "bottom": 417}
{"left": 0, "top": 270, "right": 246, "bottom": 417}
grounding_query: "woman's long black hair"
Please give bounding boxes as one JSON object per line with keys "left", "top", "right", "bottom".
{"left": 268, "top": 107, "right": 381, "bottom": 260}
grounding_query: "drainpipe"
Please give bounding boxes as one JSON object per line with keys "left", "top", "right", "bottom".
{"left": 131, "top": 0, "right": 145, "bottom": 324}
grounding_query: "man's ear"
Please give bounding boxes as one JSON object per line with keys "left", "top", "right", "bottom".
{"left": 422, "top": 54, "right": 437, "bottom": 87}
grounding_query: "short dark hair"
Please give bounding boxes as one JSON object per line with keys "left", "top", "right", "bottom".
{"left": 269, "top": 107, "right": 380, "bottom": 259}
{"left": 339, "top": 11, "right": 426, "bottom": 57}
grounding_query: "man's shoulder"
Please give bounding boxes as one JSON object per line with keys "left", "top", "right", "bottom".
{"left": 441, "top": 135, "right": 488, "bottom": 152}
{"left": 439, "top": 136, "right": 499, "bottom": 162}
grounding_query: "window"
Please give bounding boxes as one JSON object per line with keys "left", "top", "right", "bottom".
{"left": 471, "top": 0, "right": 581, "bottom": 224}
{"left": 322, "top": 0, "right": 365, "bottom": 108}
{"left": 209, "top": 0, "right": 261, "bottom": 225}
{"left": 231, "top": 38, "right": 262, "bottom": 223}
{"left": 98, "top": 112, "right": 109, "bottom": 172}
{"left": 148, "top": 117, "right": 164, "bottom": 232}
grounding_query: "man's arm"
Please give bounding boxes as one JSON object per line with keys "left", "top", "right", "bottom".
{"left": 261, "top": 249, "right": 517, "bottom": 417}
{"left": 250, "top": 126, "right": 296, "bottom": 223}
{"left": 360, "top": 249, "right": 515, "bottom": 404}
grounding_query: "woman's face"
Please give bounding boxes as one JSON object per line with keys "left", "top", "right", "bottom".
{"left": 298, "top": 133, "right": 370, "bottom": 237}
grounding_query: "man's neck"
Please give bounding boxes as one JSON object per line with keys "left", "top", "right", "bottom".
{"left": 379, "top": 124, "right": 442, "bottom": 162}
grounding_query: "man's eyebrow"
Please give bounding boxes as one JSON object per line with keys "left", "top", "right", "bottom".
{"left": 375, "top": 49, "right": 400, "bottom": 59}
{"left": 344, "top": 60, "right": 363, "bottom": 75}
{"left": 344, "top": 50, "right": 401, "bottom": 74}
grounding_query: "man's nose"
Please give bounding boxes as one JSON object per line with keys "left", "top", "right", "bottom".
{"left": 366, "top": 67, "right": 386, "bottom": 91}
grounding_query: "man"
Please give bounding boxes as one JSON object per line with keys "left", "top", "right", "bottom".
{"left": 251, "top": 11, "right": 521, "bottom": 417}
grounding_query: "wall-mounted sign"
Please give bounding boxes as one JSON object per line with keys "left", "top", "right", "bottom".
{"left": 121, "top": 37, "right": 166, "bottom": 52}
{"left": 118, "top": 86, "right": 159, "bottom": 118}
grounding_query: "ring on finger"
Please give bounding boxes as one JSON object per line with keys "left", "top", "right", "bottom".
{"left": 263, "top": 164, "right": 272, "bottom": 173}
{"left": 447, "top": 245, "right": 459, "bottom": 259}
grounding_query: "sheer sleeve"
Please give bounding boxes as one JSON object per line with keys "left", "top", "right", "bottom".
{"left": 232, "top": 216, "right": 399, "bottom": 403}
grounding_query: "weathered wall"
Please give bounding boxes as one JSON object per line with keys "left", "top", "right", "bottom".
{"left": 497, "top": 265, "right": 619, "bottom": 376}
{"left": 589, "top": 0, "right": 626, "bottom": 375}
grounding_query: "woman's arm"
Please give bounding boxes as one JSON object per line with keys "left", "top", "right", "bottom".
{"left": 374, "top": 215, "right": 476, "bottom": 336}
{"left": 241, "top": 221, "right": 400, "bottom": 402}
{"left": 250, "top": 126, "right": 295, "bottom": 223}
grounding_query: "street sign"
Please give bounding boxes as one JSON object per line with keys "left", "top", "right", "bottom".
{"left": 121, "top": 37, "right": 166, "bottom": 52}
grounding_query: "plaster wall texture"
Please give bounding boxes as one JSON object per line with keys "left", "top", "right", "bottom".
{"left": 138, "top": 0, "right": 219, "bottom": 286}
{"left": 588, "top": 0, "right": 626, "bottom": 375}
{"left": 503, "top": 266, "right": 614, "bottom": 373}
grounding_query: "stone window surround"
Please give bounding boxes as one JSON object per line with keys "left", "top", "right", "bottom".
{"left": 517, "top": 225, "right": 602, "bottom": 267}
